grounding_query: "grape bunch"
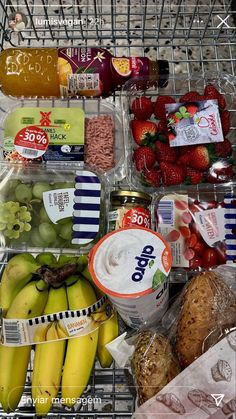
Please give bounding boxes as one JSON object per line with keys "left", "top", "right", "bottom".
{"left": 0, "top": 201, "right": 31, "bottom": 240}
{"left": 0, "top": 180, "right": 75, "bottom": 248}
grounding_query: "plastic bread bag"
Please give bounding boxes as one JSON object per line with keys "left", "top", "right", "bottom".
{"left": 153, "top": 184, "right": 236, "bottom": 271}
{"left": 106, "top": 326, "right": 181, "bottom": 407}
{"left": 162, "top": 267, "right": 236, "bottom": 369}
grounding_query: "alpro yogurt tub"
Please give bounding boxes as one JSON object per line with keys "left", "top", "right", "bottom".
{"left": 89, "top": 226, "right": 172, "bottom": 328}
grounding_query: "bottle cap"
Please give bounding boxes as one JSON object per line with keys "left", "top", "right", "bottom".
{"left": 158, "top": 60, "right": 169, "bottom": 87}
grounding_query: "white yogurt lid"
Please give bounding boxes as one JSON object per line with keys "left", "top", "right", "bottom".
{"left": 89, "top": 227, "right": 172, "bottom": 298}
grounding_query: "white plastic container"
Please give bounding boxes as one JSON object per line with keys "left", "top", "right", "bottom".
{"left": 89, "top": 226, "right": 172, "bottom": 328}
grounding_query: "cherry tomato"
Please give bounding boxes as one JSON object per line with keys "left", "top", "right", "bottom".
{"left": 193, "top": 240, "right": 207, "bottom": 256}
{"left": 202, "top": 248, "right": 218, "bottom": 268}
{"left": 215, "top": 243, "right": 227, "bottom": 264}
{"left": 189, "top": 257, "right": 203, "bottom": 270}
{"left": 185, "top": 233, "right": 198, "bottom": 248}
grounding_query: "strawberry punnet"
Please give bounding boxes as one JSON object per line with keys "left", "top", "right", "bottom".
{"left": 160, "top": 162, "right": 185, "bottom": 186}
{"left": 188, "top": 145, "right": 210, "bottom": 170}
{"left": 154, "top": 95, "right": 176, "bottom": 121}
{"left": 155, "top": 141, "right": 179, "bottom": 163}
{"left": 204, "top": 84, "right": 226, "bottom": 110}
{"left": 133, "top": 146, "right": 156, "bottom": 171}
{"left": 131, "top": 96, "right": 153, "bottom": 120}
{"left": 142, "top": 167, "right": 161, "bottom": 187}
{"left": 130, "top": 120, "right": 158, "bottom": 146}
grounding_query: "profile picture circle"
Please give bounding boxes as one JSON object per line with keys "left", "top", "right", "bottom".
{"left": 8, "top": 11, "right": 28, "bottom": 32}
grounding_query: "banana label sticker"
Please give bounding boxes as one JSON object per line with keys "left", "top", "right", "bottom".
{"left": 1, "top": 296, "right": 114, "bottom": 346}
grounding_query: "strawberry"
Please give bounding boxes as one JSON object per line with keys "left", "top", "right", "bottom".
{"left": 168, "top": 132, "right": 176, "bottom": 142}
{"left": 185, "top": 167, "right": 204, "bottom": 185}
{"left": 133, "top": 146, "right": 156, "bottom": 171}
{"left": 154, "top": 95, "right": 176, "bottom": 121}
{"left": 155, "top": 141, "right": 179, "bottom": 163}
{"left": 130, "top": 120, "right": 158, "bottom": 146}
{"left": 177, "top": 149, "right": 192, "bottom": 166}
{"left": 188, "top": 145, "right": 210, "bottom": 170}
{"left": 142, "top": 167, "right": 161, "bottom": 187}
{"left": 160, "top": 162, "right": 185, "bottom": 186}
{"left": 220, "top": 110, "right": 230, "bottom": 135}
{"left": 185, "top": 103, "right": 198, "bottom": 117}
{"left": 204, "top": 84, "right": 226, "bottom": 109}
{"left": 131, "top": 96, "right": 153, "bottom": 120}
{"left": 206, "top": 164, "right": 234, "bottom": 183}
{"left": 157, "top": 120, "right": 168, "bottom": 135}
{"left": 179, "top": 91, "right": 203, "bottom": 102}
{"left": 214, "top": 138, "right": 232, "bottom": 158}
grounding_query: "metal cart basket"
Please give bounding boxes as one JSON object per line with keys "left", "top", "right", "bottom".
{"left": 0, "top": 1, "right": 235, "bottom": 418}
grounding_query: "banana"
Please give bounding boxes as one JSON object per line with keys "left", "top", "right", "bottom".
{"left": 97, "top": 310, "right": 119, "bottom": 368}
{"left": 0, "top": 253, "right": 41, "bottom": 312}
{"left": 56, "top": 321, "right": 69, "bottom": 339}
{"left": 32, "top": 286, "right": 68, "bottom": 417}
{"left": 57, "top": 254, "right": 78, "bottom": 266}
{"left": 61, "top": 278, "right": 98, "bottom": 407}
{"left": 35, "top": 252, "right": 57, "bottom": 267}
{"left": 0, "top": 279, "right": 48, "bottom": 413}
{"left": 33, "top": 323, "right": 51, "bottom": 343}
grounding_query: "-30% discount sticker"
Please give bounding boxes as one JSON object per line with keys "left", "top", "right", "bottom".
{"left": 14, "top": 126, "right": 49, "bottom": 159}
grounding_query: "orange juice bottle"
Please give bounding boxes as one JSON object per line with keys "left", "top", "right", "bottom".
{"left": 0, "top": 47, "right": 169, "bottom": 98}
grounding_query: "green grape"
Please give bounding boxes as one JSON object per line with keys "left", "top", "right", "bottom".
{"left": 39, "top": 222, "right": 57, "bottom": 245}
{"left": 30, "top": 228, "right": 48, "bottom": 247}
{"left": 0, "top": 200, "right": 32, "bottom": 242}
{"left": 15, "top": 184, "right": 33, "bottom": 203}
{"left": 53, "top": 182, "right": 75, "bottom": 189}
{"left": 32, "top": 183, "right": 51, "bottom": 199}
{"left": 58, "top": 220, "right": 73, "bottom": 241}
{"left": 53, "top": 236, "right": 66, "bottom": 248}
{"left": 24, "top": 223, "right": 31, "bottom": 232}
{"left": 39, "top": 207, "right": 51, "bottom": 223}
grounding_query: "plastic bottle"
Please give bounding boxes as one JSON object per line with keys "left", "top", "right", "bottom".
{"left": 0, "top": 47, "right": 169, "bottom": 98}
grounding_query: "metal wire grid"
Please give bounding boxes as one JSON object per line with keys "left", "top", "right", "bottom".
{"left": 0, "top": 1, "right": 236, "bottom": 77}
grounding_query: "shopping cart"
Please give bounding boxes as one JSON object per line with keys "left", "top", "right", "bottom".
{"left": 0, "top": 1, "right": 235, "bottom": 418}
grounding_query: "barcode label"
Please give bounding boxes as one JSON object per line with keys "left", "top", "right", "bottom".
{"left": 22, "top": 148, "right": 39, "bottom": 157}
{"left": 157, "top": 200, "right": 174, "bottom": 225}
{"left": 3, "top": 320, "right": 22, "bottom": 345}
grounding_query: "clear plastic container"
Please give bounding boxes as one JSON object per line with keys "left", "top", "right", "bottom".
{"left": 0, "top": 95, "right": 127, "bottom": 182}
{"left": 122, "top": 72, "right": 236, "bottom": 191}
{"left": 153, "top": 182, "right": 236, "bottom": 271}
{"left": 0, "top": 162, "right": 106, "bottom": 254}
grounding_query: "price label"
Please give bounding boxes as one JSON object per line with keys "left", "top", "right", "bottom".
{"left": 14, "top": 126, "right": 49, "bottom": 159}
{"left": 123, "top": 208, "right": 151, "bottom": 228}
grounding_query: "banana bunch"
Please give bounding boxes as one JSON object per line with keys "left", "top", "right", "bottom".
{"left": 0, "top": 252, "right": 119, "bottom": 415}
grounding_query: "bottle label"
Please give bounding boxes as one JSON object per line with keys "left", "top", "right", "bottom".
{"left": 58, "top": 47, "right": 112, "bottom": 97}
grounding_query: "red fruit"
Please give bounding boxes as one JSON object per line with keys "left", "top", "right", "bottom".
{"left": 168, "top": 132, "right": 176, "bottom": 142}
{"left": 216, "top": 243, "right": 227, "bottom": 264}
{"left": 193, "top": 240, "right": 207, "bottom": 256}
{"left": 179, "top": 226, "right": 191, "bottom": 238}
{"left": 202, "top": 248, "right": 219, "bottom": 268}
{"left": 157, "top": 120, "right": 168, "bottom": 135}
{"left": 185, "top": 233, "right": 198, "bottom": 248}
{"left": 190, "top": 221, "right": 202, "bottom": 239}
{"left": 214, "top": 138, "right": 232, "bottom": 158}
{"left": 186, "top": 103, "right": 198, "bottom": 116}
{"left": 160, "top": 162, "right": 185, "bottom": 186}
{"left": 142, "top": 167, "right": 161, "bottom": 187}
{"left": 207, "top": 163, "right": 234, "bottom": 183}
{"left": 155, "top": 141, "right": 179, "bottom": 163}
{"left": 220, "top": 110, "right": 230, "bottom": 135}
{"left": 180, "top": 91, "right": 203, "bottom": 102}
{"left": 133, "top": 146, "right": 156, "bottom": 171}
{"left": 181, "top": 211, "right": 192, "bottom": 224}
{"left": 204, "top": 84, "right": 226, "bottom": 109}
{"left": 189, "top": 256, "right": 203, "bottom": 270}
{"left": 130, "top": 120, "right": 158, "bottom": 146}
{"left": 185, "top": 167, "right": 204, "bottom": 185}
{"left": 154, "top": 95, "right": 176, "bottom": 121}
{"left": 131, "top": 96, "right": 153, "bottom": 120}
{"left": 177, "top": 152, "right": 191, "bottom": 166}
{"left": 188, "top": 145, "right": 210, "bottom": 170}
